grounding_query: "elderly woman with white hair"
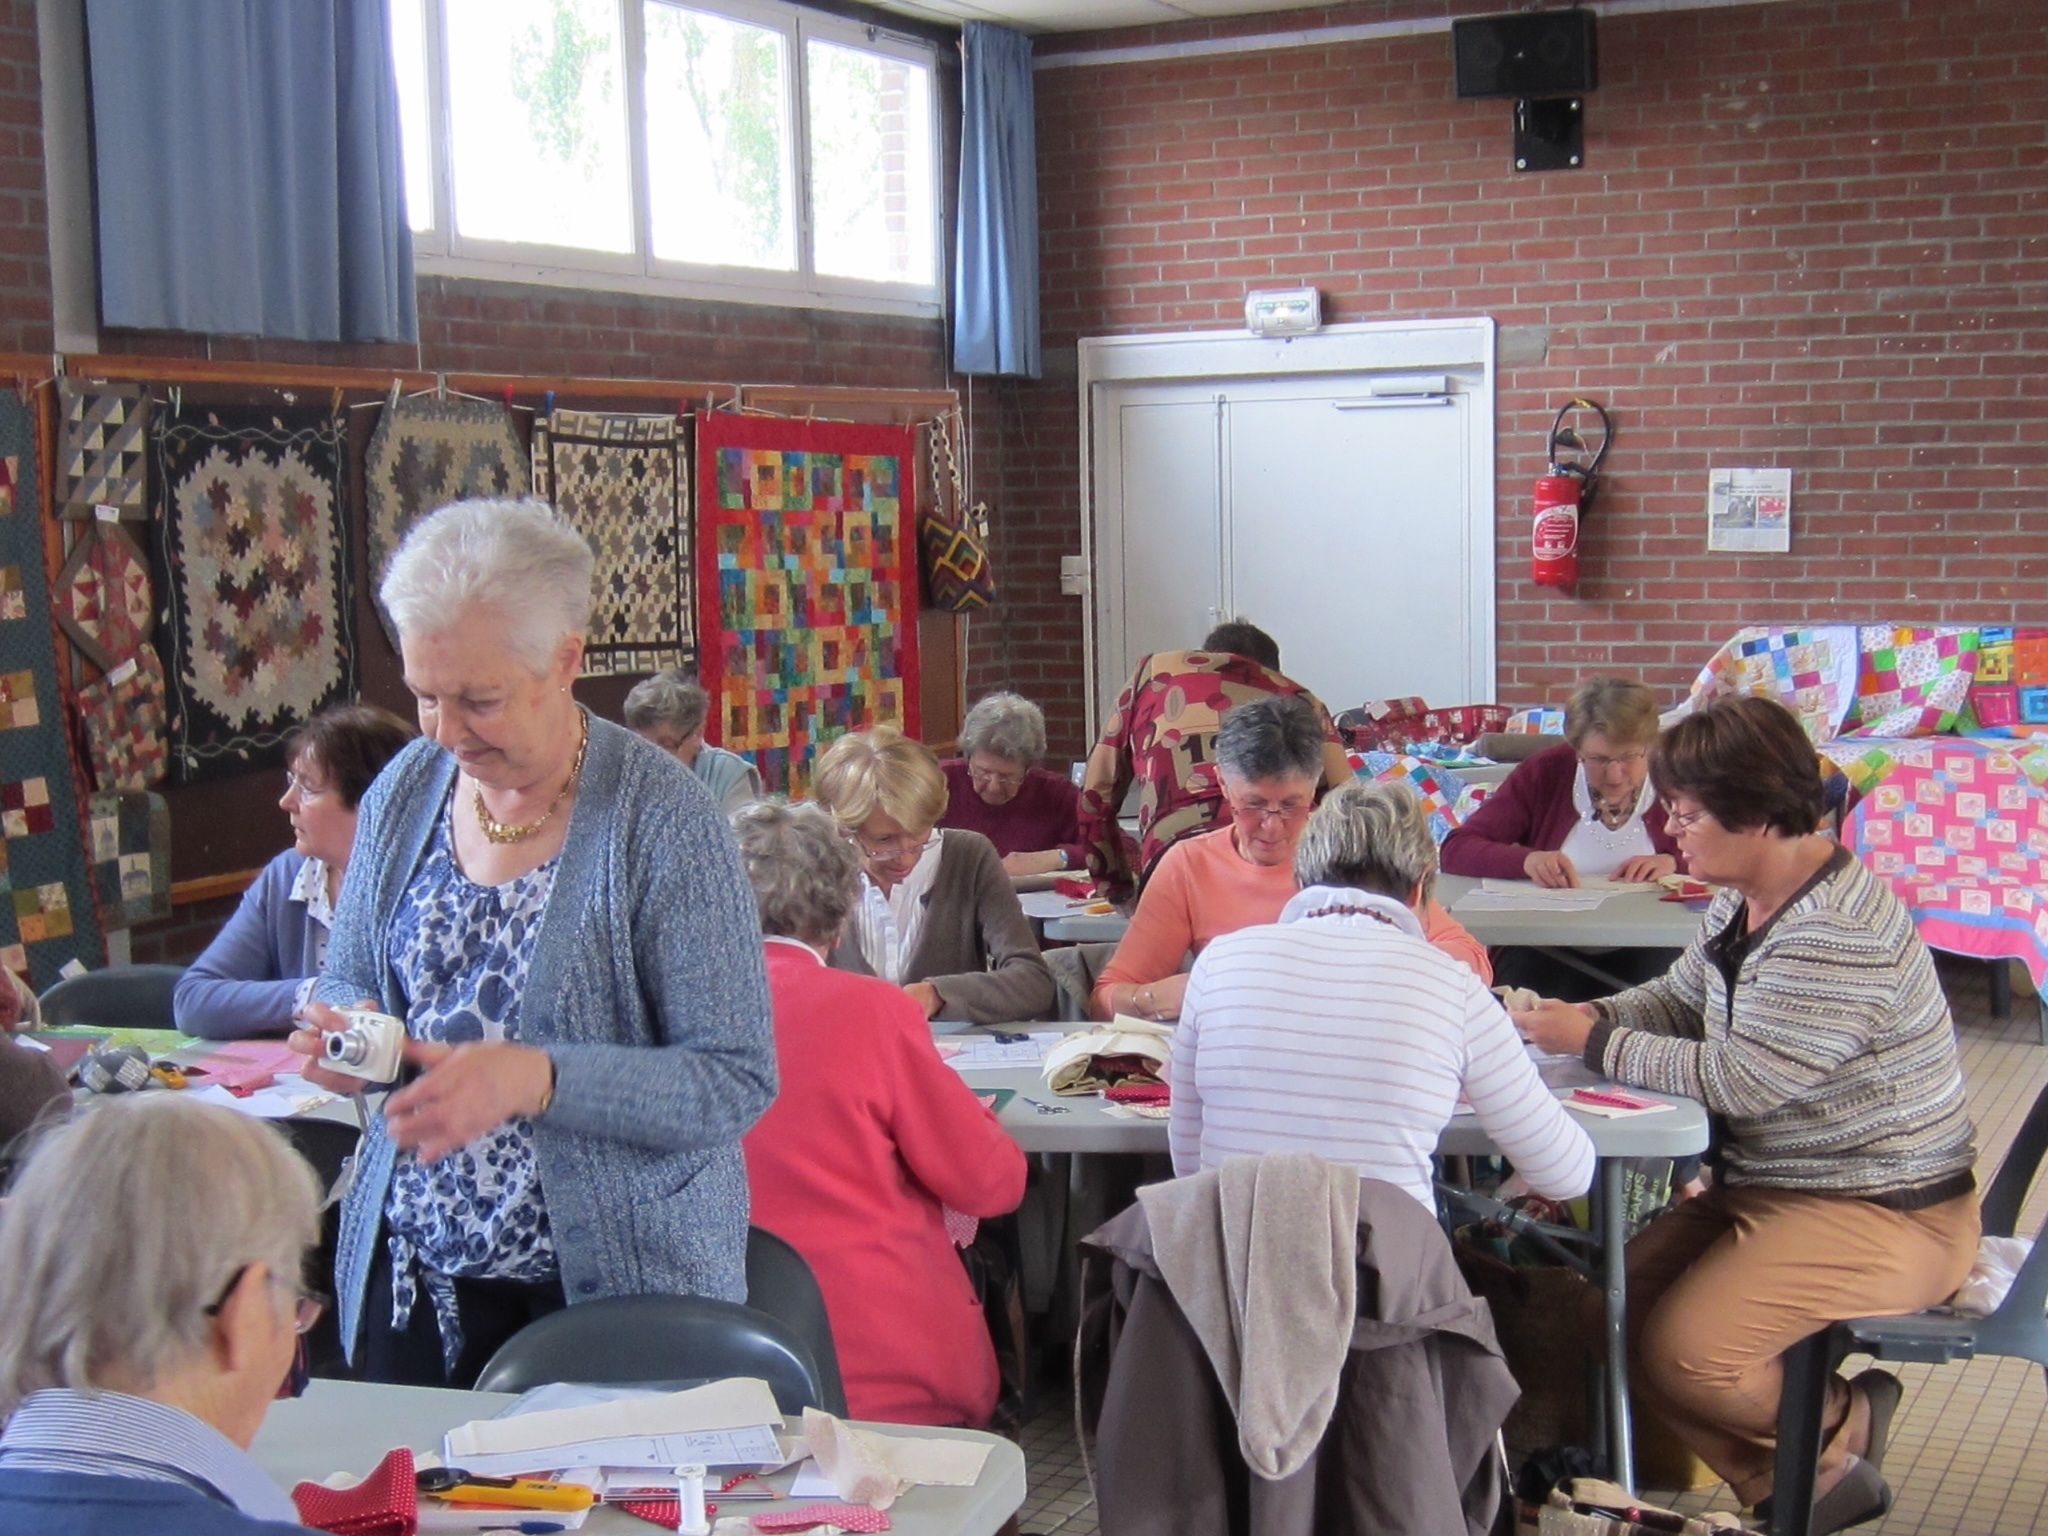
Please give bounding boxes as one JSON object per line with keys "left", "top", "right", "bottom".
{"left": 939, "top": 691, "right": 1083, "bottom": 877}
{"left": 0, "top": 1097, "right": 323, "bottom": 1533}
{"left": 737, "top": 801, "right": 1026, "bottom": 1428}
{"left": 622, "top": 668, "right": 764, "bottom": 814}
{"left": 815, "top": 725, "right": 1056, "bottom": 1024}
{"left": 288, "top": 498, "right": 776, "bottom": 1386}
{"left": 1169, "top": 779, "right": 1595, "bottom": 1208}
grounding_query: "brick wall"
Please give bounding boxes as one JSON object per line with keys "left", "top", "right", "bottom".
{"left": 971, "top": 0, "right": 2048, "bottom": 756}
{"left": 0, "top": 0, "right": 50, "bottom": 352}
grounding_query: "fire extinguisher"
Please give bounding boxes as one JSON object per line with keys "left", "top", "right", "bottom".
{"left": 1531, "top": 397, "right": 1612, "bottom": 591}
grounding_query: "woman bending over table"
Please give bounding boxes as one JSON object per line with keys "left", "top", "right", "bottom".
{"left": 1518, "top": 696, "right": 1978, "bottom": 1535}
{"left": 737, "top": 800, "right": 1026, "bottom": 1427}
{"left": 1092, "top": 695, "right": 1490, "bottom": 1022}
{"left": 1442, "top": 676, "right": 1682, "bottom": 888}
{"left": 939, "top": 691, "right": 1085, "bottom": 878}
{"left": 290, "top": 498, "right": 776, "bottom": 1387}
{"left": 816, "top": 726, "right": 1056, "bottom": 1025}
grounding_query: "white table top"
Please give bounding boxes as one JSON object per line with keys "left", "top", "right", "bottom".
{"left": 1438, "top": 873, "right": 1709, "bottom": 950}
{"left": 945, "top": 1028, "right": 1708, "bottom": 1161}
{"left": 253, "top": 1379, "right": 1027, "bottom": 1536}
{"left": 1017, "top": 887, "right": 1131, "bottom": 943}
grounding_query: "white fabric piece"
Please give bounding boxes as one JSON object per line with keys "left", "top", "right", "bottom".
{"left": 1559, "top": 764, "right": 1657, "bottom": 880}
{"left": 1950, "top": 1235, "right": 2033, "bottom": 1317}
{"left": 850, "top": 832, "right": 946, "bottom": 983}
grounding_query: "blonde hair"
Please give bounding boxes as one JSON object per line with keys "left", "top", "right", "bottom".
{"left": 812, "top": 726, "right": 948, "bottom": 834}
{"left": 0, "top": 1096, "right": 321, "bottom": 1413}
{"left": 1563, "top": 677, "right": 1660, "bottom": 750}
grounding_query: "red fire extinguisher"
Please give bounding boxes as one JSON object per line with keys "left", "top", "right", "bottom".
{"left": 1531, "top": 397, "right": 1612, "bottom": 591}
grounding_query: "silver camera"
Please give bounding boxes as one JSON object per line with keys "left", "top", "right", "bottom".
{"left": 321, "top": 1007, "right": 407, "bottom": 1084}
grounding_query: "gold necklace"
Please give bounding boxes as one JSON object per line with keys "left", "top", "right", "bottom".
{"left": 473, "top": 714, "right": 588, "bottom": 846}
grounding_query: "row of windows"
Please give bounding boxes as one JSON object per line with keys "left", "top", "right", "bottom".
{"left": 391, "top": 0, "right": 942, "bottom": 314}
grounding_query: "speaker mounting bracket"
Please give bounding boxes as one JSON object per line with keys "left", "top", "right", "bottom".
{"left": 1513, "top": 97, "right": 1583, "bottom": 172}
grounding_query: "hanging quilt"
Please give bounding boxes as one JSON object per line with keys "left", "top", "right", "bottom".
{"left": 151, "top": 407, "right": 353, "bottom": 784}
{"left": 51, "top": 520, "right": 153, "bottom": 674}
{"left": 77, "top": 649, "right": 169, "bottom": 792}
{"left": 56, "top": 379, "right": 151, "bottom": 521}
{"left": 1357, "top": 751, "right": 1470, "bottom": 844}
{"left": 88, "top": 789, "right": 170, "bottom": 930}
{"left": 695, "top": 414, "right": 920, "bottom": 797}
{"left": 364, "top": 395, "right": 529, "bottom": 644}
{"left": 0, "top": 390, "right": 104, "bottom": 988}
{"left": 1683, "top": 625, "right": 1859, "bottom": 743}
{"left": 534, "top": 409, "right": 692, "bottom": 678}
{"left": 1839, "top": 625, "right": 1980, "bottom": 739}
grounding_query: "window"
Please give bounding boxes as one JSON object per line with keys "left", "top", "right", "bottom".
{"left": 393, "top": 0, "right": 943, "bottom": 314}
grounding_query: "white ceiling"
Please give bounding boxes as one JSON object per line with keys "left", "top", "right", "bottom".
{"left": 875, "top": 0, "right": 1354, "bottom": 34}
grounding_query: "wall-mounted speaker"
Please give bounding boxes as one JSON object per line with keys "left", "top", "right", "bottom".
{"left": 1452, "top": 10, "right": 1598, "bottom": 100}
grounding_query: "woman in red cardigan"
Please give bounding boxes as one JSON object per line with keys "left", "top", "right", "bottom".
{"left": 734, "top": 800, "right": 1027, "bottom": 1429}
{"left": 1442, "top": 677, "right": 1683, "bottom": 887}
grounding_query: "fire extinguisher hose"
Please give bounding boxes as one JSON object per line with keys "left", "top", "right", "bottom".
{"left": 1547, "top": 398, "right": 1612, "bottom": 515}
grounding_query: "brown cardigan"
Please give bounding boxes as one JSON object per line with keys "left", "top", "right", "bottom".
{"left": 829, "top": 829, "right": 1058, "bottom": 1024}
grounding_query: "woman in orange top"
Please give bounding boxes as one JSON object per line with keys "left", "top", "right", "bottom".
{"left": 1092, "top": 696, "right": 1489, "bottom": 1021}
{"left": 735, "top": 800, "right": 1026, "bottom": 1427}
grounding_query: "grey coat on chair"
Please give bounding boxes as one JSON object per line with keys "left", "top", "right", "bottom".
{"left": 1079, "top": 1175, "right": 1519, "bottom": 1536}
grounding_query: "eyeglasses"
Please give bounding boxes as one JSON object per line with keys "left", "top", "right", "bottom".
{"left": 282, "top": 770, "right": 333, "bottom": 802}
{"left": 967, "top": 765, "right": 1025, "bottom": 791}
{"left": 851, "top": 828, "right": 941, "bottom": 860}
{"left": 205, "top": 1263, "right": 329, "bottom": 1337}
{"left": 1581, "top": 750, "right": 1647, "bottom": 772}
{"left": 1229, "top": 798, "right": 1311, "bottom": 829}
{"left": 1662, "top": 803, "right": 1712, "bottom": 835}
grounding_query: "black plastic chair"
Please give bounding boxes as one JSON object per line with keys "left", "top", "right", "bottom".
{"left": 473, "top": 1293, "right": 830, "bottom": 1414}
{"left": 745, "top": 1226, "right": 848, "bottom": 1415}
{"left": 37, "top": 964, "right": 184, "bottom": 1032}
{"left": 1769, "top": 1081, "right": 2048, "bottom": 1535}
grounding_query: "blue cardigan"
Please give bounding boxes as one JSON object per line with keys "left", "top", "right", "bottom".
{"left": 173, "top": 850, "right": 326, "bottom": 1040}
{"left": 320, "top": 716, "right": 777, "bottom": 1363}
{"left": 0, "top": 1471, "right": 302, "bottom": 1535}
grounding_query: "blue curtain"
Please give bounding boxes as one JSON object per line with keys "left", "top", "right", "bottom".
{"left": 952, "top": 22, "right": 1040, "bottom": 379}
{"left": 84, "top": 0, "right": 417, "bottom": 343}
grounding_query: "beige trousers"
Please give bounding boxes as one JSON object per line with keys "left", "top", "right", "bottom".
{"left": 1621, "top": 1182, "right": 1979, "bottom": 1504}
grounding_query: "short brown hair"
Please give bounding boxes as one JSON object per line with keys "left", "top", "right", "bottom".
{"left": 1649, "top": 696, "right": 1823, "bottom": 837}
{"left": 1563, "top": 677, "right": 1660, "bottom": 750}
{"left": 286, "top": 704, "right": 415, "bottom": 810}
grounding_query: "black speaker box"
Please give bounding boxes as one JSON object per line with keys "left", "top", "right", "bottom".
{"left": 1453, "top": 10, "right": 1598, "bottom": 100}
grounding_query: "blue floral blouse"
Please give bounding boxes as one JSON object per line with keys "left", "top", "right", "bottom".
{"left": 381, "top": 794, "right": 561, "bottom": 1373}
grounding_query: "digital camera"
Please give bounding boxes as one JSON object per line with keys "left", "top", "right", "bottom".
{"left": 321, "top": 1008, "right": 407, "bottom": 1084}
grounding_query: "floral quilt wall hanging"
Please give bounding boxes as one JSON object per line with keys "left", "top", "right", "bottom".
{"left": 150, "top": 406, "right": 355, "bottom": 785}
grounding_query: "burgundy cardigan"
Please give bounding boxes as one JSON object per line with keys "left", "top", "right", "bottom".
{"left": 1440, "top": 743, "right": 1682, "bottom": 880}
{"left": 938, "top": 759, "right": 1086, "bottom": 869}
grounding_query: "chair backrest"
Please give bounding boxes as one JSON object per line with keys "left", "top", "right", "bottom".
{"left": 1981, "top": 1079, "right": 2048, "bottom": 1241}
{"left": 472, "top": 1293, "right": 829, "bottom": 1413}
{"left": 744, "top": 1226, "right": 847, "bottom": 1416}
{"left": 1042, "top": 941, "right": 1119, "bottom": 1022}
{"left": 37, "top": 965, "right": 184, "bottom": 1032}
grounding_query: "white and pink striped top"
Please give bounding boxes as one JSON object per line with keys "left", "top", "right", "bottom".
{"left": 1169, "top": 885, "right": 1597, "bottom": 1209}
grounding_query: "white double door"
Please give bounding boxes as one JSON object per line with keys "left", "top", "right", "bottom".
{"left": 1093, "top": 373, "right": 1491, "bottom": 721}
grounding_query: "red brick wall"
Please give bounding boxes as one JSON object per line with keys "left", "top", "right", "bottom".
{"left": 0, "top": 0, "right": 51, "bottom": 353}
{"left": 975, "top": 0, "right": 2048, "bottom": 756}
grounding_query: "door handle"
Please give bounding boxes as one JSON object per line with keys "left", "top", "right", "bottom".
{"left": 1331, "top": 397, "right": 1453, "bottom": 410}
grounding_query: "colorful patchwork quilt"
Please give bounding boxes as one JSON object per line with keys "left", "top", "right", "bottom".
{"left": 0, "top": 391, "right": 103, "bottom": 987}
{"left": 77, "top": 649, "right": 169, "bottom": 792}
{"left": 533, "top": 409, "right": 691, "bottom": 678}
{"left": 52, "top": 520, "right": 153, "bottom": 674}
{"left": 1846, "top": 738, "right": 2048, "bottom": 987}
{"left": 88, "top": 790, "right": 170, "bottom": 930}
{"left": 56, "top": 380, "right": 151, "bottom": 521}
{"left": 1965, "top": 627, "right": 2048, "bottom": 734}
{"left": 1839, "top": 625, "right": 1980, "bottom": 738}
{"left": 1356, "top": 751, "right": 1469, "bottom": 844}
{"left": 150, "top": 407, "right": 354, "bottom": 784}
{"left": 1505, "top": 707, "right": 1567, "bottom": 736}
{"left": 364, "top": 395, "right": 529, "bottom": 645}
{"left": 1684, "top": 625, "right": 1858, "bottom": 742}
{"left": 695, "top": 414, "right": 920, "bottom": 797}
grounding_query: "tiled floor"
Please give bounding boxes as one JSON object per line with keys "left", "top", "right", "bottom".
{"left": 1015, "top": 960, "right": 2048, "bottom": 1536}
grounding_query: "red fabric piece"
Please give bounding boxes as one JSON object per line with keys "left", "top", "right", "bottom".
{"left": 744, "top": 943, "right": 1027, "bottom": 1427}
{"left": 938, "top": 759, "right": 1084, "bottom": 869}
{"left": 1104, "top": 1080, "right": 1170, "bottom": 1106}
{"left": 290, "top": 1447, "right": 417, "bottom": 1536}
{"left": 1439, "top": 744, "right": 1683, "bottom": 881}
{"left": 1052, "top": 875, "right": 1096, "bottom": 899}
{"left": 615, "top": 1496, "right": 680, "bottom": 1529}
{"left": 753, "top": 1505, "right": 894, "bottom": 1532}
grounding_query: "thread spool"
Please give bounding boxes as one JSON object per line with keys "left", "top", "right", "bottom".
{"left": 674, "top": 1463, "right": 709, "bottom": 1535}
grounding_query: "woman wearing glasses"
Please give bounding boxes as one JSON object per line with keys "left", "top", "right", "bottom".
{"left": 0, "top": 1096, "right": 325, "bottom": 1533}
{"left": 1442, "top": 677, "right": 1683, "bottom": 889}
{"left": 173, "top": 704, "right": 414, "bottom": 1040}
{"left": 816, "top": 726, "right": 1057, "bottom": 1024}
{"left": 938, "top": 692, "right": 1084, "bottom": 879}
{"left": 1517, "top": 697, "right": 1977, "bottom": 1535}
{"left": 1091, "top": 696, "right": 1490, "bottom": 1022}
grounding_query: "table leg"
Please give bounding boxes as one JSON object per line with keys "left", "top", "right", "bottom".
{"left": 1537, "top": 946, "right": 1635, "bottom": 994}
{"left": 1601, "top": 1158, "right": 1636, "bottom": 1491}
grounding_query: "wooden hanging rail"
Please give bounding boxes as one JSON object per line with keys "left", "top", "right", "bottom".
{"left": 740, "top": 383, "right": 959, "bottom": 414}
{"left": 60, "top": 353, "right": 744, "bottom": 404}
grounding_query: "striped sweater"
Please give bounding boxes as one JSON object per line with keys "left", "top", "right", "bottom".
{"left": 1587, "top": 845, "right": 1976, "bottom": 1206}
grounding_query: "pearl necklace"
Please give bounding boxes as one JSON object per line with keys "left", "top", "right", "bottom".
{"left": 473, "top": 713, "right": 588, "bottom": 845}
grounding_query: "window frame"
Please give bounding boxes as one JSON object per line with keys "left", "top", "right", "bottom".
{"left": 400, "top": 0, "right": 946, "bottom": 318}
